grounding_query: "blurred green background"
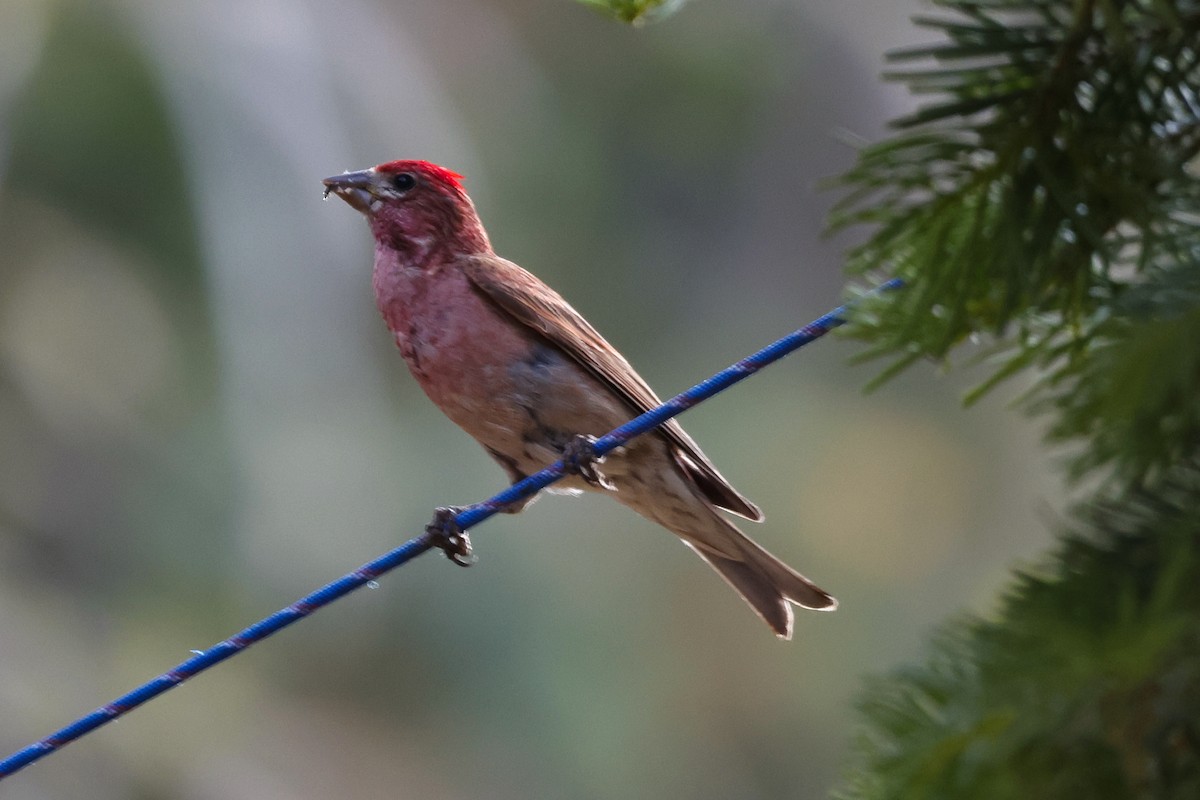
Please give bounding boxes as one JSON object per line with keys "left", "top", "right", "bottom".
{"left": 0, "top": 1, "right": 1064, "bottom": 797}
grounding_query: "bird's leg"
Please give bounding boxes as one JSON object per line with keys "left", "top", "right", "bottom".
{"left": 483, "top": 446, "right": 540, "bottom": 514}
{"left": 561, "top": 434, "right": 616, "bottom": 491}
{"left": 425, "top": 506, "right": 475, "bottom": 567}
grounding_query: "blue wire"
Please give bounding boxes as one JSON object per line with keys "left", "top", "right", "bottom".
{"left": 0, "top": 278, "right": 902, "bottom": 780}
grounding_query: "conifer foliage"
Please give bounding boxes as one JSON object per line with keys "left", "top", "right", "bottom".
{"left": 838, "top": 460, "right": 1200, "bottom": 799}
{"left": 830, "top": 1, "right": 1200, "bottom": 796}
{"left": 832, "top": 0, "right": 1200, "bottom": 483}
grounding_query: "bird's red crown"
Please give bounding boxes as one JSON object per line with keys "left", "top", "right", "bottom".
{"left": 375, "top": 160, "right": 465, "bottom": 192}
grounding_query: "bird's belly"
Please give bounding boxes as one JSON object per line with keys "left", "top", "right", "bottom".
{"left": 394, "top": 290, "right": 633, "bottom": 477}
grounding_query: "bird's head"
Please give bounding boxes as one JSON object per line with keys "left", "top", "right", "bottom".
{"left": 323, "top": 159, "right": 490, "bottom": 259}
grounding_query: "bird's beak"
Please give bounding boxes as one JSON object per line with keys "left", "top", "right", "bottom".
{"left": 322, "top": 169, "right": 376, "bottom": 214}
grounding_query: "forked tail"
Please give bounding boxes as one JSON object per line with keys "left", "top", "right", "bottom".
{"left": 684, "top": 514, "right": 836, "bottom": 639}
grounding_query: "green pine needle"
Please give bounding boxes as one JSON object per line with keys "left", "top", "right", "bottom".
{"left": 836, "top": 457, "right": 1200, "bottom": 800}
{"left": 833, "top": 0, "right": 1200, "bottom": 483}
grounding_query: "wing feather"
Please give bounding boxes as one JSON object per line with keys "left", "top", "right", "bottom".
{"left": 461, "top": 254, "right": 763, "bottom": 521}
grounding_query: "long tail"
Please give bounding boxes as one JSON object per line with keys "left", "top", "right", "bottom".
{"left": 684, "top": 514, "right": 836, "bottom": 640}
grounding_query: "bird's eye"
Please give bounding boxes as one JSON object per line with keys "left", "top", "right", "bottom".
{"left": 392, "top": 172, "right": 417, "bottom": 192}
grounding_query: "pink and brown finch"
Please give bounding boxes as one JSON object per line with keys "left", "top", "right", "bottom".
{"left": 323, "top": 160, "right": 835, "bottom": 638}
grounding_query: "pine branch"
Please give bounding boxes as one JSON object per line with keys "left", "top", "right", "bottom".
{"left": 836, "top": 457, "right": 1200, "bottom": 800}
{"left": 832, "top": 0, "right": 1200, "bottom": 483}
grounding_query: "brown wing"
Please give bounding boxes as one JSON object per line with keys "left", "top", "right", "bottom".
{"left": 461, "top": 254, "right": 764, "bottom": 522}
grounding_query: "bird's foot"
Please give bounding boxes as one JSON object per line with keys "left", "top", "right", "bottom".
{"left": 561, "top": 434, "right": 616, "bottom": 491}
{"left": 425, "top": 506, "right": 475, "bottom": 567}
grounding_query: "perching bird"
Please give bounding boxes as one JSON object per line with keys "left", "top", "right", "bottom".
{"left": 323, "top": 160, "right": 835, "bottom": 638}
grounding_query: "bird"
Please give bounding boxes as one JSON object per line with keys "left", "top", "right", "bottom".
{"left": 323, "top": 159, "right": 835, "bottom": 638}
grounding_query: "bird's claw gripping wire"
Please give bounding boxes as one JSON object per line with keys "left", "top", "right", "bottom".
{"left": 562, "top": 434, "right": 616, "bottom": 491}
{"left": 425, "top": 507, "right": 475, "bottom": 567}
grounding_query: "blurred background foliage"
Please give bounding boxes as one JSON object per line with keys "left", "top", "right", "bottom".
{"left": 0, "top": 0, "right": 1100, "bottom": 798}
{"left": 579, "top": 0, "right": 690, "bottom": 25}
